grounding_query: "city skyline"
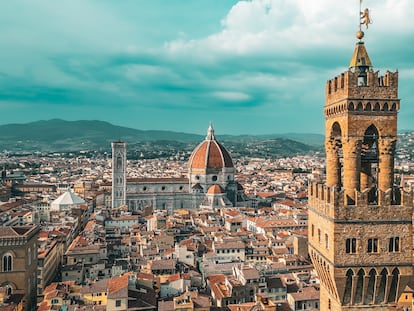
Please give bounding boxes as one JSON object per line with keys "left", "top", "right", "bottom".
{"left": 1, "top": 0, "right": 414, "bottom": 135}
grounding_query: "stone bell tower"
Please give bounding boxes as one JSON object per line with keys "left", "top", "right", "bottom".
{"left": 112, "top": 141, "right": 127, "bottom": 208}
{"left": 308, "top": 7, "right": 413, "bottom": 310}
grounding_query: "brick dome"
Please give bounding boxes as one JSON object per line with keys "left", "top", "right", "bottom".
{"left": 207, "top": 184, "right": 224, "bottom": 195}
{"left": 188, "top": 124, "right": 234, "bottom": 170}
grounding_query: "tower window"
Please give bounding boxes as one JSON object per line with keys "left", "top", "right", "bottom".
{"left": 367, "top": 238, "right": 378, "bottom": 253}
{"left": 311, "top": 224, "right": 314, "bottom": 237}
{"left": 2, "top": 253, "right": 12, "bottom": 272}
{"left": 389, "top": 237, "right": 399, "bottom": 252}
{"left": 346, "top": 238, "right": 357, "bottom": 254}
{"left": 116, "top": 156, "right": 122, "bottom": 169}
{"left": 318, "top": 229, "right": 321, "bottom": 243}
{"left": 325, "top": 233, "right": 329, "bottom": 249}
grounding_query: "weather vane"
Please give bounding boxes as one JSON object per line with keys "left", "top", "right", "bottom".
{"left": 357, "top": 0, "right": 372, "bottom": 40}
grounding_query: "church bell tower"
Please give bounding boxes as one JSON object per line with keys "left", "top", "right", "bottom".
{"left": 112, "top": 141, "right": 127, "bottom": 208}
{"left": 308, "top": 3, "right": 413, "bottom": 310}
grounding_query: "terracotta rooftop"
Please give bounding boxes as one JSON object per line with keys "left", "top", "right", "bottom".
{"left": 188, "top": 124, "right": 233, "bottom": 170}
{"left": 207, "top": 184, "right": 224, "bottom": 195}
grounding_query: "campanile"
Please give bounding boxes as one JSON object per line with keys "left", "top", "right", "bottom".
{"left": 308, "top": 4, "right": 413, "bottom": 310}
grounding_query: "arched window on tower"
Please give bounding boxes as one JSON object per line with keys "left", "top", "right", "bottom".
{"left": 388, "top": 268, "right": 400, "bottom": 302}
{"left": 2, "top": 253, "right": 13, "bottom": 272}
{"left": 354, "top": 269, "right": 365, "bottom": 304}
{"left": 329, "top": 122, "right": 343, "bottom": 190}
{"left": 343, "top": 269, "right": 353, "bottom": 305}
{"left": 361, "top": 125, "right": 379, "bottom": 203}
{"left": 116, "top": 156, "right": 122, "bottom": 170}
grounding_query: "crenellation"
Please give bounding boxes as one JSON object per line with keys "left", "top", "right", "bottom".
{"left": 310, "top": 183, "right": 412, "bottom": 221}
{"left": 326, "top": 70, "right": 399, "bottom": 105}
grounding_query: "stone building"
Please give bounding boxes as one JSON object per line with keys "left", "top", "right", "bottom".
{"left": 113, "top": 123, "right": 247, "bottom": 212}
{"left": 0, "top": 225, "right": 40, "bottom": 311}
{"left": 112, "top": 141, "right": 127, "bottom": 208}
{"left": 308, "top": 30, "right": 413, "bottom": 309}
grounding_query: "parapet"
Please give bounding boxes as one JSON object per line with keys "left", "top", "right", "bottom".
{"left": 325, "top": 70, "right": 399, "bottom": 104}
{"left": 309, "top": 182, "right": 413, "bottom": 221}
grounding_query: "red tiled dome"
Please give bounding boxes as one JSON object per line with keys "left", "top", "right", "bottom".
{"left": 207, "top": 184, "right": 224, "bottom": 194}
{"left": 188, "top": 124, "right": 234, "bottom": 170}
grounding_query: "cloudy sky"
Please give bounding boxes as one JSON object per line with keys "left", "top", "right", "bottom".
{"left": 1, "top": 0, "right": 414, "bottom": 135}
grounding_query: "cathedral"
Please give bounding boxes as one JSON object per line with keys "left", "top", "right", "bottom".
{"left": 111, "top": 123, "right": 247, "bottom": 212}
{"left": 308, "top": 16, "right": 413, "bottom": 311}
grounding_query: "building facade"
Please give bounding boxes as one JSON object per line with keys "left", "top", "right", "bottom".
{"left": 0, "top": 225, "right": 40, "bottom": 311}
{"left": 308, "top": 33, "right": 413, "bottom": 309}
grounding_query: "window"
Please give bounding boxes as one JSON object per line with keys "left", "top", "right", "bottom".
{"left": 116, "top": 300, "right": 121, "bottom": 307}
{"left": 2, "top": 253, "right": 12, "bottom": 272}
{"left": 367, "top": 238, "right": 378, "bottom": 253}
{"left": 318, "top": 229, "right": 321, "bottom": 243}
{"left": 311, "top": 224, "right": 314, "bottom": 237}
{"left": 212, "top": 175, "right": 218, "bottom": 181}
{"left": 325, "top": 233, "right": 329, "bottom": 249}
{"left": 116, "top": 156, "right": 122, "bottom": 169}
{"left": 346, "top": 238, "right": 357, "bottom": 254}
{"left": 389, "top": 237, "right": 400, "bottom": 252}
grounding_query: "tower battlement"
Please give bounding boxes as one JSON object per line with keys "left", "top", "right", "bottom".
{"left": 326, "top": 70, "right": 399, "bottom": 104}
{"left": 308, "top": 182, "right": 412, "bottom": 221}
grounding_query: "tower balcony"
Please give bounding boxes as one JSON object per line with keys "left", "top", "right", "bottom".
{"left": 308, "top": 183, "right": 413, "bottom": 222}
{"left": 326, "top": 70, "right": 399, "bottom": 104}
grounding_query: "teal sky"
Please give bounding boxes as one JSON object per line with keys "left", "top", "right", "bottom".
{"left": 1, "top": 0, "right": 414, "bottom": 135}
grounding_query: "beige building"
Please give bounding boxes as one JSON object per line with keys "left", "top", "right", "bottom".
{"left": 0, "top": 225, "right": 40, "bottom": 311}
{"left": 308, "top": 30, "right": 413, "bottom": 310}
{"left": 37, "top": 239, "right": 64, "bottom": 297}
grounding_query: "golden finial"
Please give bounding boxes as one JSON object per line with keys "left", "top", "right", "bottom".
{"left": 357, "top": 0, "right": 372, "bottom": 40}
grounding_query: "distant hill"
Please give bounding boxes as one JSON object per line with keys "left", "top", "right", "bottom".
{"left": 220, "top": 133, "right": 324, "bottom": 146}
{"left": 0, "top": 119, "right": 323, "bottom": 155}
{"left": 0, "top": 119, "right": 202, "bottom": 143}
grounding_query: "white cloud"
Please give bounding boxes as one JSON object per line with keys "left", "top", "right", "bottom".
{"left": 165, "top": 0, "right": 414, "bottom": 57}
{"left": 212, "top": 91, "right": 251, "bottom": 101}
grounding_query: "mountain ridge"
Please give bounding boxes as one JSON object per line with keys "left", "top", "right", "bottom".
{"left": 0, "top": 119, "right": 324, "bottom": 153}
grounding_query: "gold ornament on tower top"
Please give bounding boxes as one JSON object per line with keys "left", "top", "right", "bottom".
{"left": 357, "top": 0, "right": 372, "bottom": 40}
